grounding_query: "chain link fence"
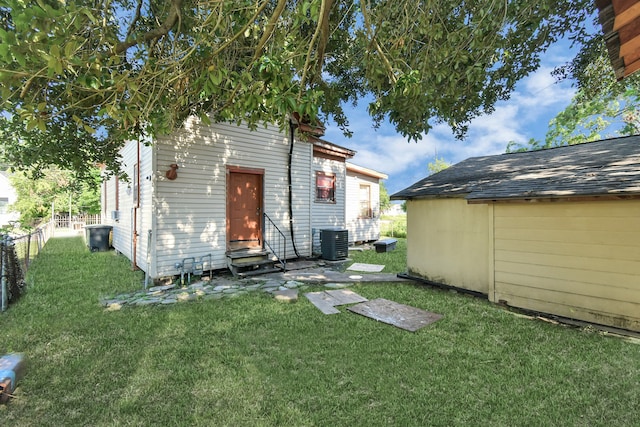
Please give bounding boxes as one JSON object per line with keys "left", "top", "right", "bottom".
{"left": 1, "top": 221, "right": 54, "bottom": 311}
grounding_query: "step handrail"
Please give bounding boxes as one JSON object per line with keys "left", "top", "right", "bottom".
{"left": 263, "top": 213, "right": 286, "bottom": 272}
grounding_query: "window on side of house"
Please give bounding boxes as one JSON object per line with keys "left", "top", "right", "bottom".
{"left": 359, "top": 184, "right": 372, "bottom": 218}
{"left": 315, "top": 171, "right": 336, "bottom": 203}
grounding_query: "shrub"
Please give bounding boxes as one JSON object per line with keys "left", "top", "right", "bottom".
{"left": 380, "top": 215, "right": 407, "bottom": 238}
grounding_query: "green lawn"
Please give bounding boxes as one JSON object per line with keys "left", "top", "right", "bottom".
{"left": 2, "top": 237, "right": 640, "bottom": 426}
{"left": 343, "top": 238, "right": 407, "bottom": 273}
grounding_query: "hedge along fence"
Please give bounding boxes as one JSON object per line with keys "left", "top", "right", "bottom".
{"left": 1, "top": 222, "right": 54, "bottom": 311}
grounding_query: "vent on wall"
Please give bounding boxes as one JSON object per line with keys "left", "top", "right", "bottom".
{"left": 111, "top": 210, "right": 120, "bottom": 221}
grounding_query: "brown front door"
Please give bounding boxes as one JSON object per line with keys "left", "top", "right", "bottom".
{"left": 227, "top": 169, "right": 263, "bottom": 251}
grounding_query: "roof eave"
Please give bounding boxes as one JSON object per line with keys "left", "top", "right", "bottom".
{"left": 597, "top": 0, "right": 640, "bottom": 80}
{"left": 466, "top": 192, "right": 640, "bottom": 204}
{"left": 346, "top": 162, "right": 388, "bottom": 179}
{"left": 390, "top": 193, "right": 469, "bottom": 201}
{"left": 310, "top": 137, "right": 356, "bottom": 159}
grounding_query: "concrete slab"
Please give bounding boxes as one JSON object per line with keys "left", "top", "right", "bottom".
{"left": 305, "top": 292, "right": 341, "bottom": 314}
{"left": 325, "top": 289, "right": 368, "bottom": 305}
{"left": 305, "top": 289, "right": 368, "bottom": 314}
{"left": 263, "top": 268, "right": 412, "bottom": 283}
{"left": 348, "top": 298, "right": 443, "bottom": 332}
{"left": 347, "top": 263, "right": 385, "bottom": 273}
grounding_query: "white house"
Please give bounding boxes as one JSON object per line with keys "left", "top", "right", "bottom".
{"left": 101, "top": 117, "right": 386, "bottom": 280}
{"left": 345, "top": 162, "right": 387, "bottom": 243}
{"left": 0, "top": 172, "right": 19, "bottom": 228}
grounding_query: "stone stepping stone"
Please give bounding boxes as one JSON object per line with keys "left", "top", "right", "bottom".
{"left": 134, "top": 298, "right": 161, "bottom": 306}
{"left": 284, "top": 281, "right": 304, "bottom": 289}
{"left": 148, "top": 284, "right": 176, "bottom": 293}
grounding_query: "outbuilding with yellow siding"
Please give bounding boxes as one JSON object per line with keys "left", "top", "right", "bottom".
{"left": 392, "top": 136, "right": 640, "bottom": 332}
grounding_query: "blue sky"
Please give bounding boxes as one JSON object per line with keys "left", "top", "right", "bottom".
{"left": 323, "top": 42, "right": 582, "bottom": 195}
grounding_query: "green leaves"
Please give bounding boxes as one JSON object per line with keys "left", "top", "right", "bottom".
{"left": 0, "top": 0, "right": 597, "bottom": 175}
{"left": 9, "top": 166, "right": 102, "bottom": 225}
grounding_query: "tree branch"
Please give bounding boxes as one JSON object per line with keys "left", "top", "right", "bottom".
{"left": 299, "top": 0, "right": 333, "bottom": 95}
{"left": 252, "top": 0, "right": 287, "bottom": 61}
{"left": 212, "top": 0, "right": 270, "bottom": 57}
{"left": 125, "top": 0, "right": 144, "bottom": 41}
{"left": 314, "top": 0, "right": 334, "bottom": 77}
{"left": 114, "top": 0, "right": 183, "bottom": 55}
{"left": 359, "top": 0, "right": 397, "bottom": 84}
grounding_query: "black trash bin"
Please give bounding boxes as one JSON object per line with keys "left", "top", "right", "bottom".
{"left": 85, "top": 225, "right": 113, "bottom": 252}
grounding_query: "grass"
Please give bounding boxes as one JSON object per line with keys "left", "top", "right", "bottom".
{"left": 379, "top": 214, "right": 407, "bottom": 238}
{"left": 343, "top": 238, "right": 407, "bottom": 274}
{"left": 2, "top": 237, "right": 640, "bottom": 426}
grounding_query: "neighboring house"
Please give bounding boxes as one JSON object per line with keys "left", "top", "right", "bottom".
{"left": 0, "top": 172, "right": 19, "bottom": 228}
{"left": 384, "top": 203, "right": 406, "bottom": 216}
{"left": 101, "top": 117, "right": 375, "bottom": 280}
{"left": 345, "top": 162, "right": 388, "bottom": 243}
{"left": 391, "top": 136, "right": 640, "bottom": 332}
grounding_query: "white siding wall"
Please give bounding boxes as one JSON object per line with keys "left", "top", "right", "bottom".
{"left": 0, "top": 173, "right": 19, "bottom": 227}
{"left": 101, "top": 121, "right": 361, "bottom": 279}
{"left": 139, "top": 143, "right": 154, "bottom": 274}
{"left": 102, "top": 140, "right": 153, "bottom": 273}
{"left": 101, "top": 173, "right": 116, "bottom": 228}
{"left": 345, "top": 171, "right": 381, "bottom": 242}
{"left": 152, "top": 120, "right": 312, "bottom": 278}
{"left": 311, "top": 156, "right": 347, "bottom": 251}
{"left": 290, "top": 134, "right": 313, "bottom": 258}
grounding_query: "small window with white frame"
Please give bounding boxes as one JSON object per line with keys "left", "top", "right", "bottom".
{"left": 315, "top": 171, "right": 336, "bottom": 203}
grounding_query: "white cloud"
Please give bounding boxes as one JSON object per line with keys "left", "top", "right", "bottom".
{"left": 324, "top": 52, "right": 579, "bottom": 192}
{"left": 515, "top": 66, "right": 576, "bottom": 109}
{"left": 341, "top": 131, "right": 440, "bottom": 176}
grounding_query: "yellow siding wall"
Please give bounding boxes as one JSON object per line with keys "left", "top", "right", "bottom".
{"left": 494, "top": 200, "right": 640, "bottom": 331}
{"left": 407, "top": 198, "right": 491, "bottom": 293}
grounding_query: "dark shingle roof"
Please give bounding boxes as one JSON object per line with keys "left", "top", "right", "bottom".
{"left": 391, "top": 135, "right": 640, "bottom": 201}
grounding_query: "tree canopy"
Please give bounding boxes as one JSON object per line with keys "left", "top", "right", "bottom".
{"left": 1, "top": 0, "right": 595, "bottom": 175}
{"left": 506, "top": 35, "right": 640, "bottom": 153}
{"left": 9, "top": 167, "right": 101, "bottom": 226}
{"left": 427, "top": 156, "right": 451, "bottom": 175}
{"left": 545, "top": 36, "right": 640, "bottom": 146}
{"left": 379, "top": 181, "right": 391, "bottom": 214}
